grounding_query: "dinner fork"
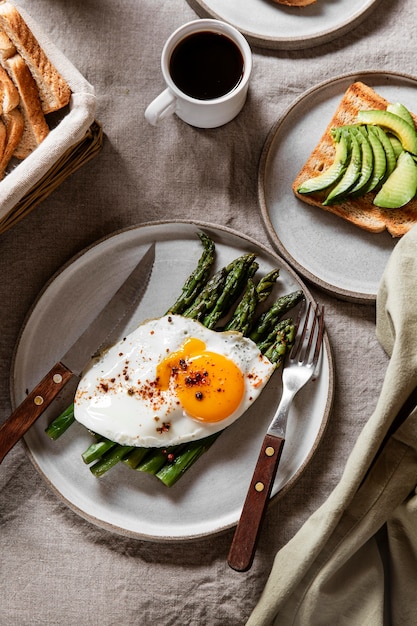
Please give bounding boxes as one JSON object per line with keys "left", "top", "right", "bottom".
{"left": 227, "top": 301, "right": 325, "bottom": 572}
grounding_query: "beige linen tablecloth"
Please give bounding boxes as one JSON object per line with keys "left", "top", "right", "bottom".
{"left": 0, "top": 0, "right": 415, "bottom": 624}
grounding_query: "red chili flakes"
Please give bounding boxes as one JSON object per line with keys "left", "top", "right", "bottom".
{"left": 156, "top": 422, "right": 171, "bottom": 434}
{"left": 184, "top": 370, "right": 208, "bottom": 387}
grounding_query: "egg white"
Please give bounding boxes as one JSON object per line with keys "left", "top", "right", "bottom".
{"left": 74, "top": 315, "right": 275, "bottom": 447}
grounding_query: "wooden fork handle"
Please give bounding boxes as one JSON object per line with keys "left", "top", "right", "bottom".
{"left": 227, "top": 433, "right": 285, "bottom": 572}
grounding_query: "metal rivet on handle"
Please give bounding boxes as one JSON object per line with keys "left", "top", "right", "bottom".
{"left": 34, "top": 396, "right": 44, "bottom": 406}
{"left": 265, "top": 446, "right": 275, "bottom": 457}
{"left": 255, "top": 482, "right": 265, "bottom": 492}
{"left": 53, "top": 374, "right": 63, "bottom": 384}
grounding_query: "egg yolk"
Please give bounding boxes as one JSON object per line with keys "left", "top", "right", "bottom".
{"left": 156, "top": 337, "right": 245, "bottom": 423}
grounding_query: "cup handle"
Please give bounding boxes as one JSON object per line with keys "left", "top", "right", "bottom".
{"left": 144, "top": 88, "right": 177, "bottom": 125}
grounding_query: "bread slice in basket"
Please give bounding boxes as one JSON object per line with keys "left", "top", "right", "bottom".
{"left": 0, "top": 107, "right": 23, "bottom": 176}
{"left": 0, "top": 1, "right": 70, "bottom": 114}
{"left": 0, "top": 2, "right": 71, "bottom": 178}
{"left": 4, "top": 52, "right": 49, "bottom": 158}
{"left": 292, "top": 81, "right": 417, "bottom": 237}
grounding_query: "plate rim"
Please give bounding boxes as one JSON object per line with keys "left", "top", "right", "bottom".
{"left": 11, "top": 219, "right": 335, "bottom": 542}
{"left": 258, "top": 69, "right": 417, "bottom": 304}
{"left": 186, "top": 0, "right": 383, "bottom": 51}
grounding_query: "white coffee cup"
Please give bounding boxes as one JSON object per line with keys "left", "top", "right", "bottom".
{"left": 144, "top": 19, "right": 252, "bottom": 129}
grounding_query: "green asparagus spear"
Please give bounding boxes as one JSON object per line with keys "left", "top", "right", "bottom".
{"left": 182, "top": 267, "right": 227, "bottom": 321}
{"left": 202, "top": 253, "right": 258, "bottom": 329}
{"left": 123, "top": 447, "right": 150, "bottom": 469}
{"left": 136, "top": 446, "right": 181, "bottom": 475}
{"left": 250, "top": 290, "right": 304, "bottom": 344}
{"left": 224, "top": 269, "right": 281, "bottom": 336}
{"left": 263, "top": 320, "right": 296, "bottom": 366}
{"left": 167, "top": 233, "right": 215, "bottom": 314}
{"left": 82, "top": 437, "right": 117, "bottom": 464}
{"left": 224, "top": 278, "right": 258, "bottom": 335}
{"left": 44, "top": 403, "right": 75, "bottom": 440}
{"left": 89, "top": 445, "right": 135, "bottom": 477}
{"left": 155, "top": 434, "right": 219, "bottom": 488}
{"left": 256, "top": 318, "right": 293, "bottom": 354}
{"left": 255, "top": 269, "right": 280, "bottom": 303}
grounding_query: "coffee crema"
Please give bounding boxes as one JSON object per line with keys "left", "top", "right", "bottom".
{"left": 169, "top": 31, "right": 244, "bottom": 101}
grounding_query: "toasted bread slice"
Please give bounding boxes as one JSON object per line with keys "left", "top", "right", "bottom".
{"left": 0, "top": 29, "right": 15, "bottom": 61}
{"left": 0, "top": 63, "right": 18, "bottom": 112}
{"left": 0, "top": 115, "right": 6, "bottom": 154}
{"left": 273, "top": 0, "right": 316, "bottom": 5}
{"left": 292, "top": 81, "right": 417, "bottom": 237}
{"left": 4, "top": 52, "right": 49, "bottom": 158}
{"left": 0, "top": 107, "right": 23, "bottom": 177}
{"left": 0, "top": 1, "right": 71, "bottom": 114}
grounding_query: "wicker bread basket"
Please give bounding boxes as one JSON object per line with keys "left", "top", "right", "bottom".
{"left": 0, "top": 4, "right": 99, "bottom": 234}
{"left": 0, "top": 120, "right": 103, "bottom": 235}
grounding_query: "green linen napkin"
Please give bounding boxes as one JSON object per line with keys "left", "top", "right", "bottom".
{"left": 247, "top": 224, "right": 417, "bottom": 626}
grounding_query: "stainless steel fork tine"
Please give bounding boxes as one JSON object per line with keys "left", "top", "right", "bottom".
{"left": 302, "top": 302, "right": 317, "bottom": 363}
{"left": 312, "top": 306, "right": 325, "bottom": 368}
{"left": 289, "top": 299, "right": 308, "bottom": 359}
{"left": 291, "top": 300, "right": 315, "bottom": 363}
{"left": 292, "top": 303, "right": 324, "bottom": 366}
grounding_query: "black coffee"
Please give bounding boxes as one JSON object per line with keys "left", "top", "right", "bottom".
{"left": 169, "top": 31, "right": 244, "bottom": 100}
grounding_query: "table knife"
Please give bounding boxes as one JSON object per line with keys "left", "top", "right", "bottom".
{"left": 0, "top": 242, "right": 156, "bottom": 464}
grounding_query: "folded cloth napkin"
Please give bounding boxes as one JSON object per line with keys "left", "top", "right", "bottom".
{"left": 247, "top": 224, "right": 417, "bottom": 626}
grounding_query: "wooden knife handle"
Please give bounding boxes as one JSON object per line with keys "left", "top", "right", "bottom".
{"left": 0, "top": 362, "right": 73, "bottom": 464}
{"left": 227, "top": 433, "right": 285, "bottom": 572}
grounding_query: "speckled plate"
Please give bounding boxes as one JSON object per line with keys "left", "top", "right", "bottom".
{"left": 11, "top": 221, "right": 334, "bottom": 542}
{"left": 259, "top": 71, "right": 417, "bottom": 303}
{"left": 186, "top": 0, "right": 382, "bottom": 50}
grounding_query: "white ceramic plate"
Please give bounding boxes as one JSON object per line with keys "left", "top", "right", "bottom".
{"left": 259, "top": 71, "right": 417, "bottom": 303}
{"left": 186, "top": 0, "right": 382, "bottom": 50}
{"left": 11, "top": 221, "right": 334, "bottom": 541}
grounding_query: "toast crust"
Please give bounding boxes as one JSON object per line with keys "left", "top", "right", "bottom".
{"left": 4, "top": 52, "right": 49, "bottom": 159}
{"left": 0, "top": 1, "right": 71, "bottom": 114}
{"left": 272, "top": 0, "right": 316, "bottom": 5}
{"left": 0, "top": 63, "right": 18, "bottom": 112}
{"left": 0, "top": 107, "right": 23, "bottom": 177}
{"left": 292, "top": 82, "right": 417, "bottom": 237}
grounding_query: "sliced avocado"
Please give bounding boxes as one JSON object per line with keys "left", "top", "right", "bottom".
{"left": 369, "top": 126, "right": 397, "bottom": 178}
{"left": 359, "top": 126, "right": 387, "bottom": 193}
{"left": 297, "top": 128, "right": 351, "bottom": 194}
{"left": 357, "top": 109, "right": 417, "bottom": 155}
{"left": 374, "top": 151, "right": 417, "bottom": 208}
{"left": 323, "top": 129, "right": 361, "bottom": 204}
{"left": 388, "top": 134, "right": 403, "bottom": 158}
{"left": 348, "top": 127, "right": 374, "bottom": 195}
{"left": 387, "top": 102, "right": 415, "bottom": 128}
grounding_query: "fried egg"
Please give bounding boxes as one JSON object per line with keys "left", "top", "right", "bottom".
{"left": 74, "top": 314, "right": 275, "bottom": 447}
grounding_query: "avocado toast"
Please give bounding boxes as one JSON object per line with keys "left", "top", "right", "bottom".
{"left": 292, "top": 81, "right": 417, "bottom": 237}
